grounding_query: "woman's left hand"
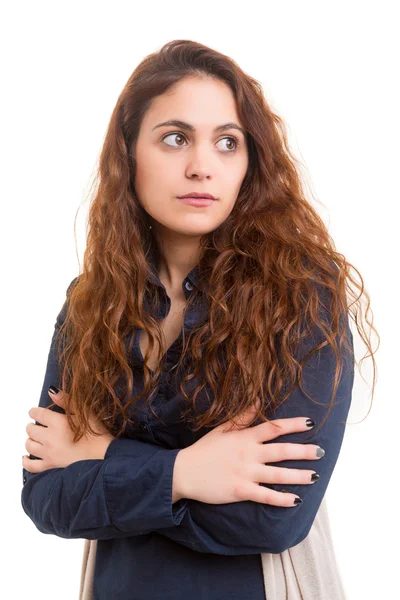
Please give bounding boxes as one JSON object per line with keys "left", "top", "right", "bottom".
{"left": 22, "top": 387, "right": 116, "bottom": 474}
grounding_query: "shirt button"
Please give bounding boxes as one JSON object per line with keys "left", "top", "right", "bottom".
{"left": 139, "top": 423, "right": 149, "bottom": 432}
{"left": 23, "top": 475, "right": 27, "bottom": 484}
{"left": 185, "top": 281, "right": 194, "bottom": 291}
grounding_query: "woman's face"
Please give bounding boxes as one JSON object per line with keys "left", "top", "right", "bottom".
{"left": 133, "top": 76, "right": 249, "bottom": 238}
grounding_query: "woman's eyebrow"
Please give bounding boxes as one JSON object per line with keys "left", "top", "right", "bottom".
{"left": 152, "top": 119, "right": 246, "bottom": 136}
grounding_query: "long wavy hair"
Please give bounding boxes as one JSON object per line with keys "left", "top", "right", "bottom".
{"left": 52, "top": 39, "right": 379, "bottom": 443}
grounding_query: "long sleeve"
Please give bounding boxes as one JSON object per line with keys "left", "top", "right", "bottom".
{"left": 106, "top": 307, "right": 355, "bottom": 555}
{"left": 21, "top": 279, "right": 189, "bottom": 540}
{"left": 22, "top": 278, "right": 354, "bottom": 555}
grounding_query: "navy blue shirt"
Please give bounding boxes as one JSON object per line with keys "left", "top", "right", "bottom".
{"left": 21, "top": 258, "right": 354, "bottom": 599}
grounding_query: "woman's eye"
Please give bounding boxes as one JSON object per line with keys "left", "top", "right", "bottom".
{"left": 162, "top": 133, "right": 186, "bottom": 147}
{"left": 216, "top": 137, "right": 238, "bottom": 151}
{"left": 161, "top": 133, "right": 238, "bottom": 152}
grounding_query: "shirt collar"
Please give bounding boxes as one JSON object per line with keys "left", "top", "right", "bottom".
{"left": 146, "top": 244, "right": 206, "bottom": 293}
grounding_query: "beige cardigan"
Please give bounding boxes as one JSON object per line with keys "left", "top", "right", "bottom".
{"left": 79, "top": 494, "right": 347, "bottom": 599}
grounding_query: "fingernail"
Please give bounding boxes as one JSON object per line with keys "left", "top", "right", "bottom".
{"left": 305, "top": 418, "right": 315, "bottom": 428}
{"left": 48, "top": 385, "right": 60, "bottom": 395}
{"left": 294, "top": 497, "right": 303, "bottom": 505}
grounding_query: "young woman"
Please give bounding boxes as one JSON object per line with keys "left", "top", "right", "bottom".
{"left": 21, "top": 40, "right": 377, "bottom": 599}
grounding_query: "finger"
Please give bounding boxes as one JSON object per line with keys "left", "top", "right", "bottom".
{"left": 257, "top": 442, "right": 324, "bottom": 463}
{"left": 48, "top": 386, "right": 72, "bottom": 412}
{"left": 22, "top": 454, "right": 45, "bottom": 474}
{"left": 253, "top": 417, "right": 315, "bottom": 443}
{"left": 26, "top": 422, "right": 47, "bottom": 444}
{"left": 28, "top": 406, "right": 55, "bottom": 427}
{"left": 25, "top": 438, "right": 44, "bottom": 458}
{"left": 48, "top": 386, "right": 100, "bottom": 424}
{"left": 239, "top": 480, "right": 302, "bottom": 508}
{"left": 253, "top": 464, "right": 318, "bottom": 486}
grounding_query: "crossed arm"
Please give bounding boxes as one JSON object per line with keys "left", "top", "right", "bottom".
{"left": 21, "top": 279, "right": 354, "bottom": 555}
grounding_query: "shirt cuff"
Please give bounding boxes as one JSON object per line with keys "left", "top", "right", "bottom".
{"left": 104, "top": 439, "right": 189, "bottom": 531}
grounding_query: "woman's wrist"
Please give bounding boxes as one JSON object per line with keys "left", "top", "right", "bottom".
{"left": 88, "top": 433, "right": 115, "bottom": 460}
{"left": 172, "top": 447, "right": 192, "bottom": 503}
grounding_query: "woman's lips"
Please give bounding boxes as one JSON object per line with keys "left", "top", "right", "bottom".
{"left": 177, "top": 197, "right": 215, "bottom": 207}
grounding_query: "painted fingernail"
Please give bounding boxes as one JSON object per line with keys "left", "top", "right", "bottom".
{"left": 311, "top": 473, "right": 320, "bottom": 482}
{"left": 305, "top": 419, "right": 315, "bottom": 428}
{"left": 293, "top": 497, "right": 303, "bottom": 505}
{"left": 48, "top": 385, "right": 60, "bottom": 394}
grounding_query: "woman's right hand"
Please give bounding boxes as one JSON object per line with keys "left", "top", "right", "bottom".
{"left": 173, "top": 405, "right": 324, "bottom": 508}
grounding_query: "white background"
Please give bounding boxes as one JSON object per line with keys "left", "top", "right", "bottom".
{"left": 2, "top": 1, "right": 398, "bottom": 598}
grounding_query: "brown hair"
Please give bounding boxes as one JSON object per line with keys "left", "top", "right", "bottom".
{"left": 53, "top": 39, "right": 379, "bottom": 442}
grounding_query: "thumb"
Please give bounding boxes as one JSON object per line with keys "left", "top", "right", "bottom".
{"left": 235, "top": 397, "right": 262, "bottom": 426}
{"left": 47, "top": 386, "right": 102, "bottom": 428}
{"left": 48, "top": 385, "right": 72, "bottom": 413}
{"left": 219, "top": 397, "right": 262, "bottom": 431}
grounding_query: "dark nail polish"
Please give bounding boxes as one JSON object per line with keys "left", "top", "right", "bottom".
{"left": 293, "top": 497, "right": 303, "bottom": 505}
{"left": 311, "top": 472, "right": 320, "bottom": 482}
{"left": 48, "top": 385, "right": 60, "bottom": 394}
{"left": 305, "top": 418, "right": 315, "bottom": 428}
